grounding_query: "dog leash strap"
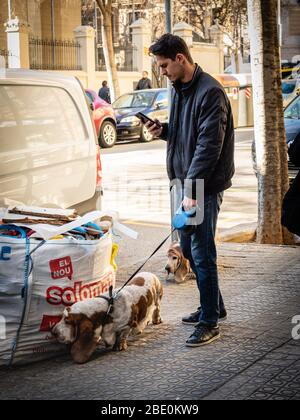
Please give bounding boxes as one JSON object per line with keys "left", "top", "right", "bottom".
{"left": 116, "top": 228, "right": 176, "bottom": 295}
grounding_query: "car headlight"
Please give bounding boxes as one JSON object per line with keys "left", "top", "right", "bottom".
{"left": 121, "top": 116, "right": 140, "bottom": 125}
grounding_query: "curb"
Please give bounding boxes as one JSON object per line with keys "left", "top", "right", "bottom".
{"left": 217, "top": 222, "right": 257, "bottom": 243}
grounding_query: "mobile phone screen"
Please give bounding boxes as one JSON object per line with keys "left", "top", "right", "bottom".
{"left": 135, "top": 112, "right": 161, "bottom": 127}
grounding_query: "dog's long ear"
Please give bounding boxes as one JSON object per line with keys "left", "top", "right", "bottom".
{"left": 181, "top": 255, "right": 190, "bottom": 274}
{"left": 71, "top": 319, "right": 97, "bottom": 364}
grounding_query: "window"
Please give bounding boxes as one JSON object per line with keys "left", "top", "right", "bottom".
{"left": 289, "top": 9, "right": 300, "bottom": 36}
{"left": 284, "top": 95, "right": 300, "bottom": 120}
{"left": 85, "top": 91, "right": 94, "bottom": 104}
{"left": 0, "top": 85, "right": 87, "bottom": 153}
{"left": 155, "top": 91, "right": 168, "bottom": 108}
{"left": 113, "top": 92, "right": 156, "bottom": 108}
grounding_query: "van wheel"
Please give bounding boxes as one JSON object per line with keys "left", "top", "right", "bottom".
{"left": 140, "top": 124, "right": 153, "bottom": 143}
{"left": 99, "top": 121, "right": 117, "bottom": 148}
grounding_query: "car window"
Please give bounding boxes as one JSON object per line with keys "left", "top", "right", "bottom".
{"left": 113, "top": 92, "right": 156, "bottom": 108}
{"left": 86, "top": 91, "right": 94, "bottom": 104}
{"left": 0, "top": 85, "right": 87, "bottom": 153}
{"left": 154, "top": 91, "right": 168, "bottom": 107}
{"left": 284, "top": 95, "right": 300, "bottom": 120}
{"left": 282, "top": 81, "right": 296, "bottom": 94}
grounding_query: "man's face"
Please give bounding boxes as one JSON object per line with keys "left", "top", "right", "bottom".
{"left": 142, "top": 72, "right": 148, "bottom": 78}
{"left": 155, "top": 54, "right": 185, "bottom": 83}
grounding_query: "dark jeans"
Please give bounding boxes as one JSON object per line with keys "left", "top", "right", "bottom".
{"left": 179, "top": 192, "right": 225, "bottom": 327}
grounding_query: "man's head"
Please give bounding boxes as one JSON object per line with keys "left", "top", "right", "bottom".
{"left": 142, "top": 71, "right": 149, "bottom": 79}
{"left": 149, "top": 34, "right": 194, "bottom": 83}
{"left": 102, "top": 80, "right": 108, "bottom": 87}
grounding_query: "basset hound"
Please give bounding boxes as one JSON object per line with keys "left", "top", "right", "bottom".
{"left": 52, "top": 272, "right": 163, "bottom": 364}
{"left": 165, "top": 242, "right": 196, "bottom": 284}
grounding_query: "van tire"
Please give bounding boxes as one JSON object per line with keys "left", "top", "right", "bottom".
{"left": 99, "top": 121, "right": 117, "bottom": 148}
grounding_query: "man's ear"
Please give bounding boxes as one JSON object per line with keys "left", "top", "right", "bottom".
{"left": 176, "top": 53, "right": 185, "bottom": 64}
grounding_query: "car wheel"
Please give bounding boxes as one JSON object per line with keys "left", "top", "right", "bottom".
{"left": 140, "top": 124, "right": 154, "bottom": 143}
{"left": 99, "top": 121, "right": 117, "bottom": 148}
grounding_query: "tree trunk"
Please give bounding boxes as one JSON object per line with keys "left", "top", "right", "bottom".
{"left": 247, "top": 0, "right": 292, "bottom": 244}
{"left": 96, "top": 1, "right": 120, "bottom": 102}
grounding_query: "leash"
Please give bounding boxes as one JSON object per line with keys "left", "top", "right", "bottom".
{"left": 116, "top": 228, "right": 176, "bottom": 296}
{"left": 97, "top": 228, "right": 176, "bottom": 317}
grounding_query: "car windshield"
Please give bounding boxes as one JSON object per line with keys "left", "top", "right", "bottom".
{"left": 284, "top": 95, "right": 300, "bottom": 119}
{"left": 113, "top": 92, "right": 156, "bottom": 108}
{"left": 282, "top": 81, "right": 296, "bottom": 94}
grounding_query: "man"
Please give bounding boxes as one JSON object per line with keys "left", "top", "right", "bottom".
{"left": 98, "top": 81, "right": 111, "bottom": 104}
{"left": 147, "top": 34, "right": 235, "bottom": 347}
{"left": 136, "top": 71, "right": 152, "bottom": 90}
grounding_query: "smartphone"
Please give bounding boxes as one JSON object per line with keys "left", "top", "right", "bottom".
{"left": 135, "top": 112, "right": 162, "bottom": 127}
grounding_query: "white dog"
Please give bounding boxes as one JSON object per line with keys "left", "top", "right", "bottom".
{"left": 52, "top": 272, "right": 163, "bottom": 364}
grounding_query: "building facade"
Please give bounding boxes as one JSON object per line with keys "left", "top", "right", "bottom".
{"left": 281, "top": 0, "right": 300, "bottom": 62}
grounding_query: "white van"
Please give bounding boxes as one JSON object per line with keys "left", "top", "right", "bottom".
{"left": 0, "top": 69, "right": 102, "bottom": 213}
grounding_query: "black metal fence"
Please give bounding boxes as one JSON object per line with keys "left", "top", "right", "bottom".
{"left": 0, "top": 49, "right": 10, "bottom": 68}
{"left": 29, "top": 38, "right": 82, "bottom": 71}
{"left": 96, "top": 44, "right": 138, "bottom": 72}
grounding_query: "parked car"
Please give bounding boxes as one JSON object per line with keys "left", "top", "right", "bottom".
{"left": 252, "top": 93, "right": 300, "bottom": 183}
{"left": 85, "top": 89, "right": 117, "bottom": 148}
{"left": 224, "top": 63, "right": 252, "bottom": 74}
{"left": 113, "top": 89, "right": 168, "bottom": 142}
{"left": 281, "top": 62, "right": 300, "bottom": 79}
{"left": 282, "top": 77, "right": 300, "bottom": 108}
{"left": 0, "top": 70, "right": 102, "bottom": 214}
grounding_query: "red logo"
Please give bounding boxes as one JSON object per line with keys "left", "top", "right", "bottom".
{"left": 46, "top": 274, "right": 114, "bottom": 307}
{"left": 39, "top": 315, "right": 62, "bottom": 332}
{"left": 49, "top": 257, "right": 73, "bottom": 281}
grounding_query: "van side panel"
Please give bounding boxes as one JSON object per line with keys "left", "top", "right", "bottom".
{"left": 0, "top": 84, "right": 97, "bottom": 209}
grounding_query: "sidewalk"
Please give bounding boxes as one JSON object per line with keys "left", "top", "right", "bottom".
{"left": 0, "top": 242, "right": 300, "bottom": 400}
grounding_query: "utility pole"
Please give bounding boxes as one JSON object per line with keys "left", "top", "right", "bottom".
{"left": 165, "top": 0, "right": 172, "bottom": 33}
{"left": 164, "top": 1, "right": 176, "bottom": 241}
{"left": 277, "top": 0, "right": 282, "bottom": 49}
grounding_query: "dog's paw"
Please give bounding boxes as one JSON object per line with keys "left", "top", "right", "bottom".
{"left": 114, "top": 340, "right": 128, "bottom": 351}
{"left": 185, "top": 272, "right": 196, "bottom": 281}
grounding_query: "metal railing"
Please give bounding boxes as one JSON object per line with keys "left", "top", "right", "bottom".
{"left": 29, "top": 38, "right": 82, "bottom": 71}
{"left": 96, "top": 44, "right": 138, "bottom": 72}
{"left": 0, "top": 49, "right": 10, "bottom": 68}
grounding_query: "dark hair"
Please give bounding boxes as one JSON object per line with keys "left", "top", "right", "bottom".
{"left": 102, "top": 80, "right": 108, "bottom": 87}
{"left": 149, "top": 33, "right": 194, "bottom": 64}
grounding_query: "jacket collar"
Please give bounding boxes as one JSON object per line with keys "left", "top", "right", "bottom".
{"left": 172, "top": 64, "right": 203, "bottom": 95}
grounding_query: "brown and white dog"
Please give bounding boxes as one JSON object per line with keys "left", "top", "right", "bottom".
{"left": 165, "top": 242, "right": 196, "bottom": 284}
{"left": 52, "top": 272, "right": 163, "bottom": 364}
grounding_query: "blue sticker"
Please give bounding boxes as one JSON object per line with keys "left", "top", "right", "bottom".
{"left": 0, "top": 247, "right": 12, "bottom": 261}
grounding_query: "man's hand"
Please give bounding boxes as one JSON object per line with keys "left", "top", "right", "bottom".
{"left": 145, "top": 120, "right": 163, "bottom": 137}
{"left": 182, "top": 196, "right": 197, "bottom": 212}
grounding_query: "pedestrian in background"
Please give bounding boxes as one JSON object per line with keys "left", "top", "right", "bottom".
{"left": 136, "top": 71, "right": 152, "bottom": 90}
{"left": 98, "top": 81, "right": 111, "bottom": 103}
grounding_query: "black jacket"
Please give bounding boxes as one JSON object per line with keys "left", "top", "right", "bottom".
{"left": 98, "top": 86, "right": 111, "bottom": 104}
{"left": 136, "top": 78, "right": 152, "bottom": 90}
{"left": 161, "top": 65, "right": 235, "bottom": 198}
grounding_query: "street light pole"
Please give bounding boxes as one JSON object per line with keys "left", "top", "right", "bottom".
{"left": 278, "top": 0, "right": 282, "bottom": 48}
{"left": 165, "top": 0, "right": 172, "bottom": 33}
{"left": 8, "top": 0, "right": 12, "bottom": 20}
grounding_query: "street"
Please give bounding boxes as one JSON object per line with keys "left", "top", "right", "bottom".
{"left": 101, "top": 128, "right": 257, "bottom": 268}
